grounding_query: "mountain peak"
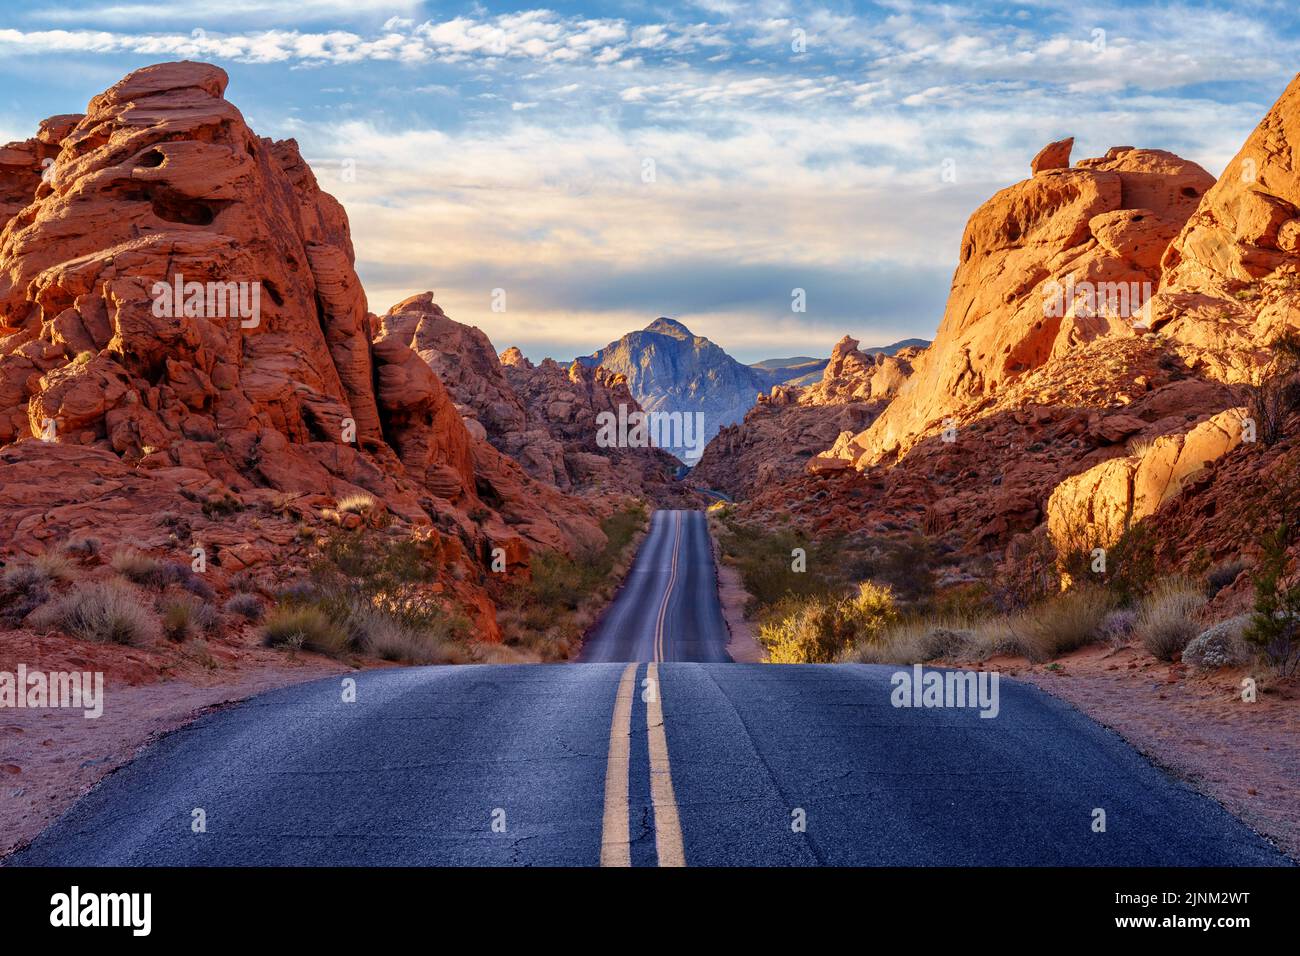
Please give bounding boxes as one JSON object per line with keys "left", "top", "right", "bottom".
{"left": 644, "top": 317, "right": 694, "bottom": 338}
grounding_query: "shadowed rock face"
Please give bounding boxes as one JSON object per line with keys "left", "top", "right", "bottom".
{"left": 0, "top": 60, "right": 607, "bottom": 641}
{"left": 376, "top": 292, "right": 686, "bottom": 502}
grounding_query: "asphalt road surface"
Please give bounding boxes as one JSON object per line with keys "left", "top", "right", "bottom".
{"left": 580, "top": 509, "right": 731, "bottom": 663}
{"left": 9, "top": 510, "right": 1292, "bottom": 867}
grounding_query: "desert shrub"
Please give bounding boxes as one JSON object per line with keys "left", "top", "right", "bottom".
{"left": 224, "top": 592, "right": 264, "bottom": 622}
{"left": 844, "top": 535, "right": 937, "bottom": 602}
{"left": 1184, "top": 615, "right": 1253, "bottom": 670}
{"left": 261, "top": 605, "right": 347, "bottom": 655}
{"left": 63, "top": 537, "right": 101, "bottom": 558}
{"left": 0, "top": 563, "right": 54, "bottom": 625}
{"left": 31, "top": 580, "right": 157, "bottom": 645}
{"left": 160, "top": 593, "right": 221, "bottom": 641}
{"left": 1006, "top": 585, "right": 1113, "bottom": 662}
{"left": 761, "top": 581, "right": 898, "bottom": 664}
{"left": 201, "top": 491, "right": 244, "bottom": 519}
{"left": 503, "top": 503, "right": 648, "bottom": 661}
{"left": 1136, "top": 578, "right": 1207, "bottom": 661}
{"left": 1243, "top": 522, "right": 1300, "bottom": 676}
{"left": 265, "top": 523, "right": 480, "bottom": 660}
{"left": 529, "top": 550, "right": 605, "bottom": 612}
{"left": 1205, "top": 558, "right": 1251, "bottom": 598}
{"left": 344, "top": 602, "right": 467, "bottom": 665}
{"left": 989, "top": 527, "right": 1058, "bottom": 611}
{"left": 276, "top": 580, "right": 317, "bottom": 605}
{"left": 716, "top": 518, "right": 836, "bottom": 612}
{"left": 1101, "top": 523, "right": 1158, "bottom": 606}
{"left": 1242, "top": 329, "right": 1300, "bottom": 446}
{"left": 929, "top": 581, "right": 995, "bottom": 620}
{"left": 1098, "top": 608, "right": 1138, "bottom": 647}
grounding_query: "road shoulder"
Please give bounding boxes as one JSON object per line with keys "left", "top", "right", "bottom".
{"left": 705, "top": 516, "right": 766, "bottom": 663}
{"left": 1010, "top": 645, "right": 1300, "bottom": 861}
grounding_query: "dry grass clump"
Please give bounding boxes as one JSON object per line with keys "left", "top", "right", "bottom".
{"left": 63, "top": 537, "right": 101, "bottom": 558}
{"left": 335, "top": 493, "right": 378, "bottom": 516}
{"left": 843, "top": 618, "right": 973, "bottom": 664}
{"left": 1002, "top": 586, "right": 1113, "bottom": 662}
{"left": 223, "top": 592, "right": 264, "bottom": 622}
{"left": 160, "top": 594, "right": 222, "bottom": 642}
{"left": 344, "top": 603, "right": 468, "bottom": 665}
{"left": 110, "top": 548, "right": 178, "bottom": 588}
{"left": 31, "top": 552, "right": 76, "bottom": 582}
{"left": 261, "top": 605, "right": 348, "bottom": 655}
{"left": 1136, "top": 578, "right": 1207, "bottom": 661}
{"left": 31, "top": 580, "right": 159, "bottom": 645}
{"left": 843, "top": 585, "right": 1111, "bottom": 665}
{"left": 0, "top": 562, "right": 56, "bottom": 625}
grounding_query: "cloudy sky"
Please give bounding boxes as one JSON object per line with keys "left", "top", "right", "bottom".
{"left": 0, "top": 1, "right": 1295, "bottom": 362}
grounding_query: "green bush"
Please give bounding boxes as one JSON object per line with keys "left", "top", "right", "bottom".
{"left": 1243, "top": 523, "right": 1300, "bottom": 675}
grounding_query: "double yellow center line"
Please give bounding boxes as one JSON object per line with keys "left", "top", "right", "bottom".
{"left": 599, "top": 662, "right": 686, "bottom": 866}
{"left": 599, "top": 511, "right": 687, "bottom": 866}
{"left": 653, "top": 511, "right": 684, "bottom": 663}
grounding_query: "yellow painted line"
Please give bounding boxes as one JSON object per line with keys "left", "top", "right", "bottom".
{"left": 646, "top": 661, "right": 686, "bottom": 867}
{"left": 653, "top": 511, "right": 684, "bottom": 662}
{"left": 599, "top": 662, "right": 638, "bottom": 867}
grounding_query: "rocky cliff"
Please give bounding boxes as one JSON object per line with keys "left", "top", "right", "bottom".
{"left": 375, "top": 292, "right": 686, "bottom": 503}
{"left": 691, "top": 335, "right": 923, "bottom": 499}
{"left": 0, "top": 61, "right": 607, "bottom": 641}
{"left": 726, "top": 114, "right": 1296, "bottom": 564}
{"left": 842, "top": 142, "right": 1215, "bottom": 467}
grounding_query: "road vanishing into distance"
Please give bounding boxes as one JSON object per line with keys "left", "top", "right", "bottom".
{"left": 10, "top": 509, "right": 1291, "bottom": 866}
{"left": 579, "top": 510, "right": 731, "bottom": 663}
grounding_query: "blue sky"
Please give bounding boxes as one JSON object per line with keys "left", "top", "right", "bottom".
{"left": 0, "top": 1, "right": 1296, "bottom": 363}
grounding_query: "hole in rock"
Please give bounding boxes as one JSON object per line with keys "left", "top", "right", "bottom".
{"left": 150, "top": 190, "right": 216, "bottom": 226}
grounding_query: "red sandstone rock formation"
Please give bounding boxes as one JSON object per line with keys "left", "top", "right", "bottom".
{"left": 0, "top": 61, "right": 605, "bottom": 642}
{"left": 843, "top": 144, "right": 1214, "bottom": 468}
{"left": 377, "top": 292, "right": 687, "bottom": 503}
{"left": 1149, "top": 73, "right": 1300, "bottom": 382}
{"left": 691, "top": 336, "right": 922, "bottom": 499}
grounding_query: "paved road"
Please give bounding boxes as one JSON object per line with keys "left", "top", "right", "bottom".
{"left": 579, "top": 509, "right": 731, "bottom": 663}
{"left": 8, "top": 509, "right": 1292, "bottom": 867}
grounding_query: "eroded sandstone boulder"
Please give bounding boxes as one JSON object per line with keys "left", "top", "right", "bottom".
{"left": 844, "top": 144, "right": 1213, "bottom": 466}
{"left": 1047, "top": 407, "right": 1248, "bottom": 550}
